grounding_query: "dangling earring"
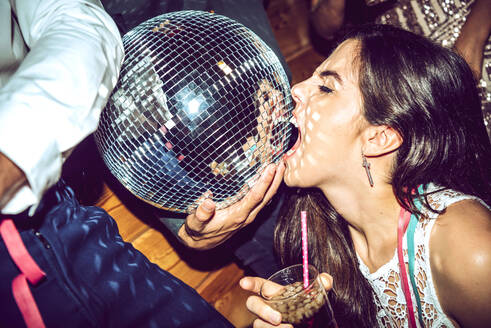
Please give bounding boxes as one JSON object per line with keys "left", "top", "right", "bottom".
{"left": 362, "top": 153, "right": 374, "bottom": 187}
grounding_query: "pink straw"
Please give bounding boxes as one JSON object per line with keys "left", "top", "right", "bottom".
{"left": 301, "top": 210, "right": 309, "bottom": 288}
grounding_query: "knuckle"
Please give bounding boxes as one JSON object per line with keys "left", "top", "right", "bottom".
{"left": 184, "top": 221, "right": 206, "bottom": 239}
{"left": 249, "top": 190, "right": 264, "bottom": 203}
{"left": 245, "top": 296, "right": 256, "bottom": 311}
{"left": 194, "top": 212, "right": 208, "bottom": 223}
{"left": 233, "top": 215, "right": 247, "bottom": 225}
{"left": 196, "top": 207, "right": 212, "bottom": 219}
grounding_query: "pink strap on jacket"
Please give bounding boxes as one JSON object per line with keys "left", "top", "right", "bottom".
{"left": 1, "top": 219, "right": 46, "bottom": 328}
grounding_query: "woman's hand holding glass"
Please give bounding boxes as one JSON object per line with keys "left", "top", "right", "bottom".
{"left": 240, "top": 270, "right": 335, "bottom": 328}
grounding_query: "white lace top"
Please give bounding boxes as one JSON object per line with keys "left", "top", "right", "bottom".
{"left": 357, "top": 184, "right": 490, "bottom": 327}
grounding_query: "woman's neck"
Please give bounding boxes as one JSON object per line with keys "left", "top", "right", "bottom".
{"left": 320, "top": 183, "right": 401, "bottom": 273}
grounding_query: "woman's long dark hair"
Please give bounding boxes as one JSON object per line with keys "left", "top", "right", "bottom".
{"left": 275, "top": 24, "right": 491, "bottom": 327}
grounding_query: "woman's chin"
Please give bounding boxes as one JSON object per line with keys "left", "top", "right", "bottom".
{"left": 283, "top": 168, "right": 297, "bottom": 187}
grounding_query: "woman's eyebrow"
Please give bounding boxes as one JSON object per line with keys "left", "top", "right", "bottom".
{"left": 320, "top": 70, "right": 343, "bottom": 84}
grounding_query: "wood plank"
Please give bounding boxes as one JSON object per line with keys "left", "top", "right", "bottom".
{"left": 129, "top": 228, "right": 212, "bottom": 289}
{"left": 166, "top": 260, "right": 212, "bottom": 290}
{"left": 196, "top": 263, "right": 256, "bottom": 327}
{"left": 213, "top": 285, "right": 257, "bottom": 328}
{"left": 103, "top": 198, "right": 149, "bottom": 242}
{"left": 130, "top": 228, "right": 182, "bottom": 271}
{"left": 266, "top": 0, "right": 312, "bottom": 61}
{"left": 196, "top": 262, "right": 245, "bottom": 302}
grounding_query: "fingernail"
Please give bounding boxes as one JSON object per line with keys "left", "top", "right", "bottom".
{"left": 320, "top": 274, "right": 332, "bottom": 289}
{"left": 269, "top": 311, "right": 281, "bottom": 324}
{"left": 202, "top": 199, "right": 214, "bottom": 212}
{"left": 320, "top": 275, "right": 328, "bottom": 287}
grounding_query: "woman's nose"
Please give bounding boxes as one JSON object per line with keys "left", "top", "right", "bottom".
{"left": 291, "top": 80, "right": 309, "bottom": 114}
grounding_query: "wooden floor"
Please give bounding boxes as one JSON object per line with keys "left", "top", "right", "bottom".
{"left": 63, "top": 1, "right": 327, "bottom": 327}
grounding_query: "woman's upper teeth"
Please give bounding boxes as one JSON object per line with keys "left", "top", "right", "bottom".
{"left": 289, "top": 117, "right": 298, "bottom": 127}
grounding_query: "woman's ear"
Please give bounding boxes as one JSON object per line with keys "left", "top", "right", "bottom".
{"left": 362, "top": 125, "right": 402, "bottom": 156}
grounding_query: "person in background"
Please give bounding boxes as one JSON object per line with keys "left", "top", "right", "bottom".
{"left": 310, "top": 0, "right": 491, "bottom": 139}
{"left": 240, "top": 24, "right": 491, "bottom": 328}
{"left": 0, "top": 1, "right": 233, "bottom": 327}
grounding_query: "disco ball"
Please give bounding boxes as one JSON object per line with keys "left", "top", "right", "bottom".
{"left": 95, "top": 10, "right": 293, "bottom": 213}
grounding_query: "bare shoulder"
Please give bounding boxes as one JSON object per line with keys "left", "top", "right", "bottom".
{"left": 429, "top": 199, "right": 491, "bottom": 328}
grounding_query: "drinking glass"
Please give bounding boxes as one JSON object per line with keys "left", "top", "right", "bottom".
{"left": 260, "top": 264, "right": 337, "bottom": 328}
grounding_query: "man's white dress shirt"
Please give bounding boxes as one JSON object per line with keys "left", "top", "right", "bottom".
{"left": 0, "top": 0, "right": 124, "bottom": 214}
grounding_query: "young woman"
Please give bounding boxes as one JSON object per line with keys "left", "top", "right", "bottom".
{"left": 240, "top": 24, "right": 491, "bottom": 328}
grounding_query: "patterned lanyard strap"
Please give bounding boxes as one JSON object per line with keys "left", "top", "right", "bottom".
{"left": 397, "top": 185, "right": 425, "bottom": 328}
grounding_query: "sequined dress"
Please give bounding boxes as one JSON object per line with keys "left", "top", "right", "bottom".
{"left": 374, "top": 0, "right": 491, "bottom": 139}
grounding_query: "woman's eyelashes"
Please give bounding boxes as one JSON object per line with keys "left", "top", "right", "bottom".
{"left": 319, "top": 85, "right": 333, "bottom": 93}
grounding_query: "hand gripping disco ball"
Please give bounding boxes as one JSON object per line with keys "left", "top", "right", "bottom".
{"left": 95, "top": 10, "right": 293, "bottom": 213}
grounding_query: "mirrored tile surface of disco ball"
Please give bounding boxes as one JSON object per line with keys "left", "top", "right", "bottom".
{"left": 95, "top": 10, "right": 293, "bottom": 213}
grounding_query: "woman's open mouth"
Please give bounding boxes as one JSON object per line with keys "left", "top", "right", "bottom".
{"left": 283, "top": 116, "right": 300, "bottom": 159}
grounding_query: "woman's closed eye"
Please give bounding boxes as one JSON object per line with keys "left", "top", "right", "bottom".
{"left": 319, "top": 85, "right": 333, "bottom": 93}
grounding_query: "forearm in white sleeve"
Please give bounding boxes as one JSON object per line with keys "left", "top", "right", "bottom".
{"left": 0, "top": 0, "right": 124, "bottom": 215}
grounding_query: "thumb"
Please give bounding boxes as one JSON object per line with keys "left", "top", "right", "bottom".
{"left": 239, "top": 276, "right": 267, "bottom": 294}
{"left": 186, "top": 198, "right": 215, "bottom": 231}
{"left": 319, "top": 273, "right": 334, "bottom": 291}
